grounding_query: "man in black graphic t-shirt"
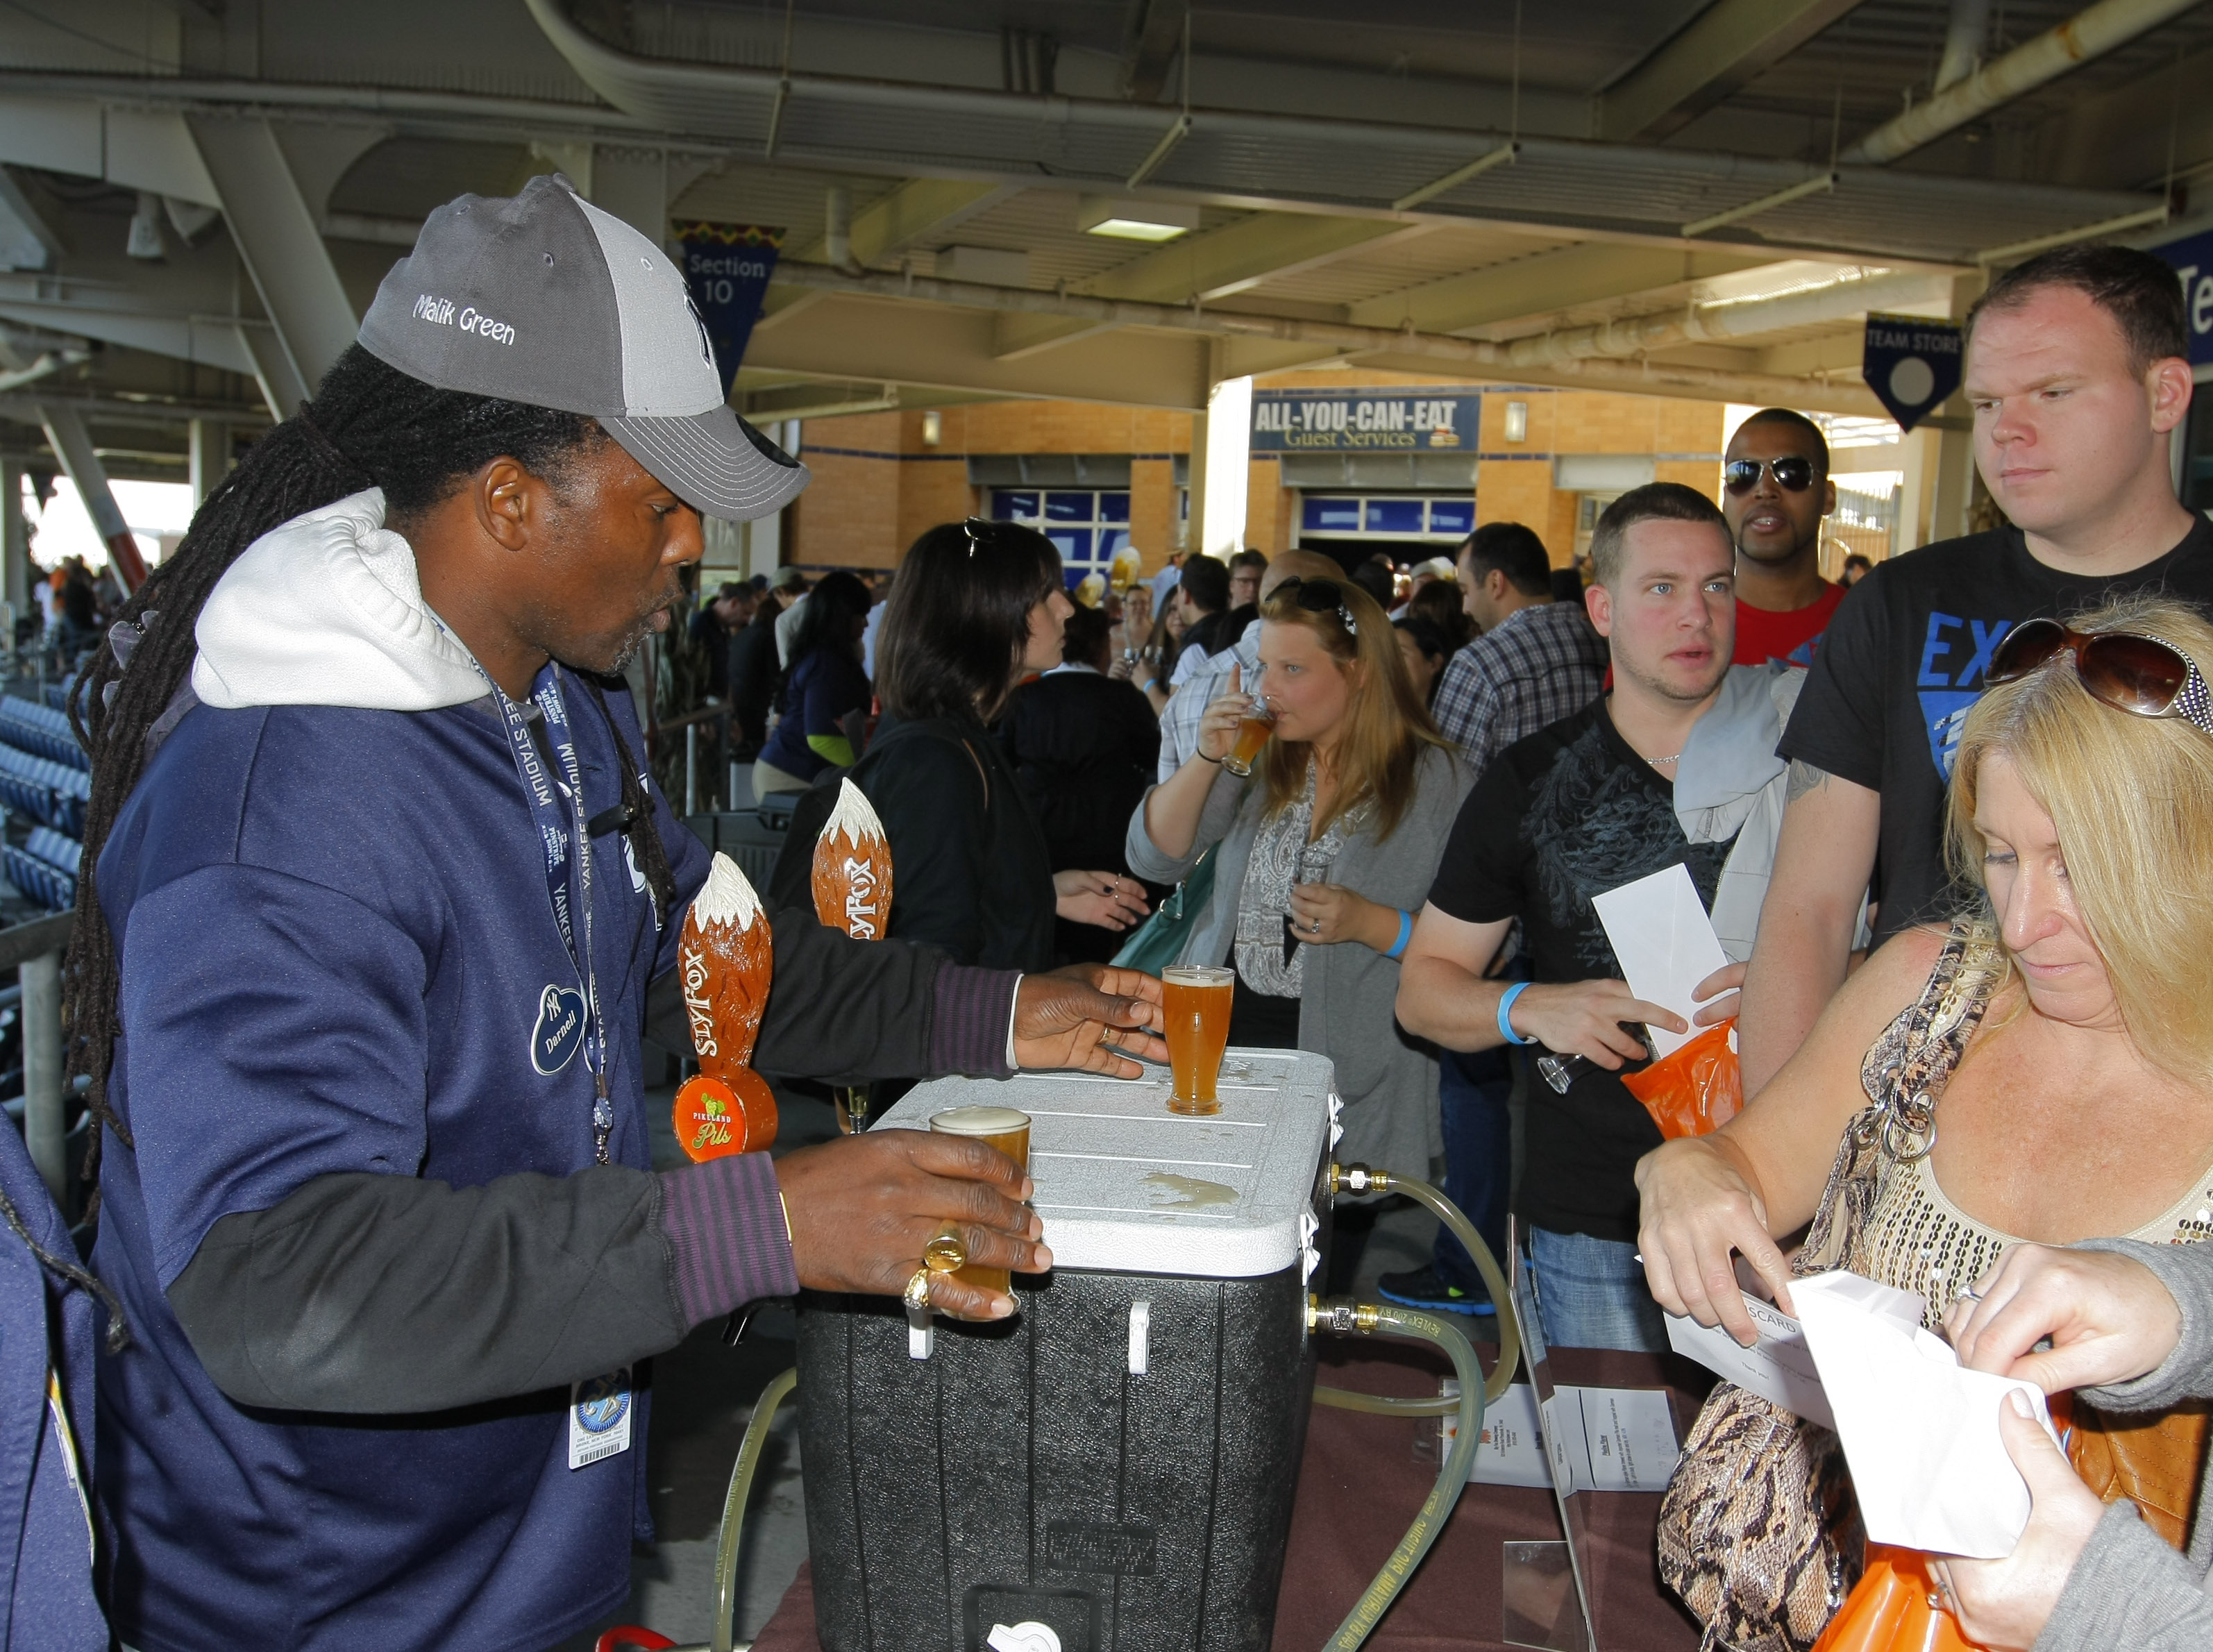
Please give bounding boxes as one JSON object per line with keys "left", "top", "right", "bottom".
{"left": 1399, "top": 484, "right": 1747, "bottom": 1353}
{"left": 1741, "top": 245, "right": 2213, "bottom": 1097}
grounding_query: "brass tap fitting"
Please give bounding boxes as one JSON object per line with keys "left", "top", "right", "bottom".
{"left": 1327, "top": 1162, "right": 1395, "bottom": 1197}
{"left": 1306, "top": 1294, "right": 1383, "bottom": 1335}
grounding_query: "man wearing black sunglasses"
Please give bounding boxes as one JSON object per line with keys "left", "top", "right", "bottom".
{"left": 1723, "top": 409, "right": 1844, "bottom": 668}
{"left": 1740, "top": 244, "right": 2213, "bottom": 1098}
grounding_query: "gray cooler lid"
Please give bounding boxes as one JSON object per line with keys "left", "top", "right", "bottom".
{"left": 873, "top": 1049, "right": 1338, "bottom": 1279}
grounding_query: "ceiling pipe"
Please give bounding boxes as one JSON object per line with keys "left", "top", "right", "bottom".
{"left": 1845, "top": 0, "right": 2201, "bottom": 165}
{"left": 766, "top": 261, "right": 1890, "bottom": 416}
{"left": 1934, "top": 0, "right": 1992, "bottom": 92}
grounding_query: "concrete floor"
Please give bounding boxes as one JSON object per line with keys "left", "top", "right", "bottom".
{"left": 549, "top": 1070, "right": 1449, "bottom": 1652}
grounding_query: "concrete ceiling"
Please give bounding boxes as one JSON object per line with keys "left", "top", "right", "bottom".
{"left": 0, "top": 0, "right": 2202, "bottom": 478}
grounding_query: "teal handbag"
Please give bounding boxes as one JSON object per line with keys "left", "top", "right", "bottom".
{"left": 1111, "top": 845, "right": 1218, "bottom": 974}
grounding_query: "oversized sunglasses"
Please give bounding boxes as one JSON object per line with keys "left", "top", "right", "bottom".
{"left": 1722, "top": 456, "right": 1817, "bottom": 495}
{"left": 1274, "top": 577, "right": 1358, "bottom": 634}
{"left": 1986, "top": 617, "right": 2213, "bottom": 737}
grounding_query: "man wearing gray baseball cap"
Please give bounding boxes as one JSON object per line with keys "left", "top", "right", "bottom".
{"left": 74, "top": 174, "right": 1161, "bottom": 1652}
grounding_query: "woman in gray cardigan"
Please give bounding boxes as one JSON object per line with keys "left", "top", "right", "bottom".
{"left": 1125, "top": 575, "right": 1470, "bottom": 1179}
{"left": 1936, "top": 1238, "right": 2213, "bottom": 1650}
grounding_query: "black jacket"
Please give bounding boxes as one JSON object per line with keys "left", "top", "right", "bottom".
{"left": 727, "top": 612, "right": 782, "bottom": 747}
{"left": 773, "top": 714, "right": 1057, "bottom": 972}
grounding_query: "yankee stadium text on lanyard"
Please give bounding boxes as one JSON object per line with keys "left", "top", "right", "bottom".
{"left": 481, "top": 659, "right": 614, "bottom": 1162}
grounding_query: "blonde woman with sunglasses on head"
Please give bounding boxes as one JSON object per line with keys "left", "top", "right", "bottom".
{"left": 1639, "top": 593, "right": 2213, "bottom": 1649}
{"left": 1125, "top": 575, "right": 1470, "bottom": 1179}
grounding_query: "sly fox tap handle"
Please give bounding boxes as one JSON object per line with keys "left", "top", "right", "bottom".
{"left": 673, "top": 852, "right": 778, "bottom": 1159}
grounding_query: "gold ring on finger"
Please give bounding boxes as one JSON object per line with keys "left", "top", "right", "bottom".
{"left": 902, "top": 1264, "right": 934, "bottom": 1313}
{"left": 923, "top": 1224, "right": 967, "bottom": 1274}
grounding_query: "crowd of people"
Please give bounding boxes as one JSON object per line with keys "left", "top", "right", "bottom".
{"left": 22, "top": 169, "right": 2211, "bottom": 1652}
{"left": 666, "top": 241, "right": 2213, "bottom": 1649}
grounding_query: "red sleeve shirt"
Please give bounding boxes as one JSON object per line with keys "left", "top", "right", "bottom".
{"left": 1733, "top": 580, "right": 1846, "bottom": 668}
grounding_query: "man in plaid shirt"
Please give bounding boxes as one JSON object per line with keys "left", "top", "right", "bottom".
{"left": 1380, "top": 521, "right": 1606, "bottom": 1318}
{"left": 1151, "top": 548, "right": 1346, "bottom": 782}
{"left": 1431, "top": 523, "right": 1609, "bottom": 773}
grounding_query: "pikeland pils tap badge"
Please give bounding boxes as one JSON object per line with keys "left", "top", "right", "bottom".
{"left": 672, "top": 852, "right": 778, "bottom": 1160}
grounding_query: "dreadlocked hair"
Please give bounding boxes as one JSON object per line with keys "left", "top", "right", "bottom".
{"left": 65, "top": 343, "right": 680, "bottom": 1215}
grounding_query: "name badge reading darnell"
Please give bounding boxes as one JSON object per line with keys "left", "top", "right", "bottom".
{"left": 568, "top": 1367, "right": 632, "bottom": 1469}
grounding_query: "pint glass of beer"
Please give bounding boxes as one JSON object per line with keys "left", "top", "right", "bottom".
{"left": 1161, "top": 965, "right": 1236, "bottom": 1115}
{"left": 927, "top": 1106, "right": 1032, "bottom": 1295}
{"left": 1223, "top": 693, "right": 1275, "bottom": 778}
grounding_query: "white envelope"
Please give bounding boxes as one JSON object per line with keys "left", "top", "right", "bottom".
{"left": 1591, "top": 863, "right": 1731, "bottom": 1057}
{"left": 1665, "top": 1292, "right": 1835, "bottom": 1431}
{"left": 1791, "top": 1270, "right": 2057, "bottom": 1559}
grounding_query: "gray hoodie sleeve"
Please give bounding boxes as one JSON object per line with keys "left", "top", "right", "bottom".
{"left": 2033, "top": 1501, "right": 2213, "bottom": 1652}
{"left": 2069, "top": 1238, "right": 2213, "bottom": 1412}
{"left": 1125, "top": 765, "right": 1245, "bottom": 885}
{"left": 2019, "top": 1237, "right": 2213, "bottom": 1651}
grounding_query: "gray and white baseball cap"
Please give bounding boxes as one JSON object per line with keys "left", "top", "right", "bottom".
{"left": 357, "top": 173, "right": 807, "bottom": 523}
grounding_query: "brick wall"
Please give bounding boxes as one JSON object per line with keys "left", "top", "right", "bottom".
{"left": 785, "top": 371, "right": 1727, "bottom": 576}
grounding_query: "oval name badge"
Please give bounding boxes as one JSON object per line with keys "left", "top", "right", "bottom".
{"left": 532, "top": 983, "right": 588, "bottom": 1075}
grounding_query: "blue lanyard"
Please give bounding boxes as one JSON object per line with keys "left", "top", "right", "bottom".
{"left": 481, "top": 661, "right": 614, "bottom": 1163}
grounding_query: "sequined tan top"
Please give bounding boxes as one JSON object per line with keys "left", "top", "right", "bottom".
{"left": 1844, "top": 920, "right": 2213, "bottom": 1328}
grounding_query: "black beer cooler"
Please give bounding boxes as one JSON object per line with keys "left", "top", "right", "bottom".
{"left": 797, "top": 1054, "right": 1340, "bottom": 1652}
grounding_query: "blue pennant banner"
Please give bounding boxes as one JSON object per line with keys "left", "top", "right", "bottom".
{"left": 673, "top": 222, "right": 784, "bottom": 396}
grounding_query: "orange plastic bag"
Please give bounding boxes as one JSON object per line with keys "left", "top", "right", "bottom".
{"left": 1619, "top": 1020, "right": 1741, "bottom": 1139}
{"left": 1812, "top": 1545, "right": 1984, "bottom": 1651}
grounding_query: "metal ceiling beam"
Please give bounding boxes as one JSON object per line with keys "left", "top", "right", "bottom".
{"left": 1120, "top": 0, "right": 1190, "bottom": 102}
{"left": 764, "top": 263, "right": 1887, "bottom": 416}
{"left": 39, "top": 403, "right": 144, "bottom": 591}
{"left": 995, "top": 211, "right": 1427, "bottom": 360}
{"left": 761, "top": 177, "right": 1018, "bottom": 335}
{"left": 1844, "top": 0, "right": 2203, "bottom": 165}
{"left": 1345, "top": 243, "right": 1778, "bottom": 335}
{"left": 519, "top": 0, "right": 2158, "bottom": 267}
{"left": 1595, "top": 0, "right": 1871, "bottom": 143}
{"left": 743, "top": 298, "right": 1214, "bottom": 410}
{"left": 186, "top": 117, "right": 363, "bottom": 413}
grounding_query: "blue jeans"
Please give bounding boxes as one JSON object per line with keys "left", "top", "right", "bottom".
{"left": 1432, "top": 1045, "right": 1513, "bottom": 1299}
{"left": 1529, "top": 1227, "right": 1668, "bottom": 1354}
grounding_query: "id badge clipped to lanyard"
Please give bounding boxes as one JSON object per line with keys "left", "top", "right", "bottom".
{"left": 482, "top": 663, "right": 635, "bottom": 1467}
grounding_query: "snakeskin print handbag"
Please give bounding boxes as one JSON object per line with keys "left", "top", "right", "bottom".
{"left": 1653, "top": 1124, "right": 1874, "bottom": 1652}
{"left": 1656, "top": 927, "right": 1988, "bottom": 1652}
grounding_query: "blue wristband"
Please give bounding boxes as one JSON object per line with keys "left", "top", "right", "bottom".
{"left": 1496, "top": 980, "right": 1536, "bottom": 1046}
{"left": 1385, "top": 909, "right": 1413, "bottom": 961}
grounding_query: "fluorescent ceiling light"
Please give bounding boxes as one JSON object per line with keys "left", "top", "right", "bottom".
{"left": 1077, "top": 196, "right": 1200, "bottom": 241}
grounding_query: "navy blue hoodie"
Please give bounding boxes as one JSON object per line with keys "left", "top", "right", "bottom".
{"left": 94, "top": 491, "right": 741, "bottom": 1652}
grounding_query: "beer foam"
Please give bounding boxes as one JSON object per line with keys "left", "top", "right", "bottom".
{"left": 691, "top": 850, "right": 763, "bottom": 932}
{"left": 929, "top": 1105, "right": 1031, "bottom": 1135}
{"left": 817, "top": 776, "right": 887, "bottom": 852}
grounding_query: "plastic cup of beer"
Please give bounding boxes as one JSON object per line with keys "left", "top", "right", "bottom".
{"left": 1161, "top": 965, "right": 1236, "bottom": 1115}
{"left": 1223, "top": 696, "right": 1275, "bottom": 778}
{"left": 927, "top": 1105, "right": 1032, "bottom": 1295}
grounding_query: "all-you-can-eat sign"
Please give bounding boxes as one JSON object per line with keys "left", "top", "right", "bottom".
{"left": 1249, "top": 387, "right": 1481, "bottom": 451}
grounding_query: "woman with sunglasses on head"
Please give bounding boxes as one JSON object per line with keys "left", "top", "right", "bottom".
{"left": 1638, "top": 593, "right": 2213, "bottom": 1649}
{"left": 1125, "top": 575, "right": 1470, "bottom": 1177}
{"left": 814, "top": 519, "right": 1151, "bottom": 972}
